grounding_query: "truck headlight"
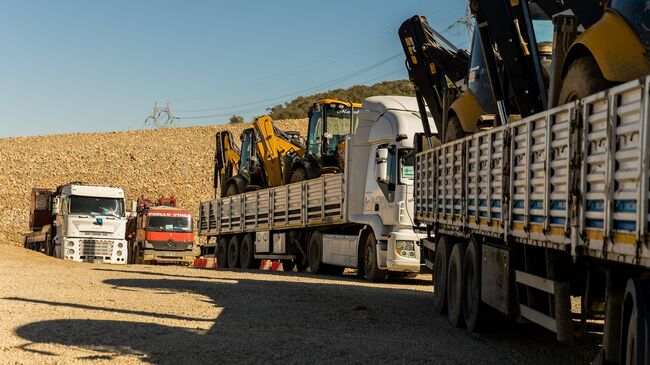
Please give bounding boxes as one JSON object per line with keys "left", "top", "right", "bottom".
{"left": 116, "top": 250, "right": 123, "bottom": 257}
{"left": 66, "top": 241, "right": 74, "bottom": 247}
{"left": 396, "top": 241, "right": 415, "bottom": 251}
{"left": 68, "top": 249, "right": 75, "bottom": 255}
{"left": 117, "top": 242, "right": 124, "bottom": 249}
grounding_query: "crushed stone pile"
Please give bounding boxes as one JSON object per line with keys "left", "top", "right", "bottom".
{"left": 0, "top": 119, "right": 308, "bottom": 245}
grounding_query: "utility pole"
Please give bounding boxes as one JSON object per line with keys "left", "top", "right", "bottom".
{"left": 144, "top": 102, "right": 178, "bottom": 128}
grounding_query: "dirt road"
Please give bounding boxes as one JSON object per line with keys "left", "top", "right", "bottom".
{"left": 0, "top": 245, "right": 598, "bottom": 364}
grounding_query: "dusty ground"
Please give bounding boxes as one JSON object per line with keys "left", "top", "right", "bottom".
{"left": 0, "top": 245, "right": 599, "bottom": 364}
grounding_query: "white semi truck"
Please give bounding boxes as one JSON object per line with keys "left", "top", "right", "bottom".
{"left": 198, "top": 96, "right": 432, "bottom": 281}
{"left": 24, "top": 183, "right": 129, "bottom": 264}
{"left": 414, "top": 78, "right": 650, "bottom": 362}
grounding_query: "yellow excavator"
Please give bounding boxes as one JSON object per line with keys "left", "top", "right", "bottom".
{"left": 400, "top": 1, "right": 650, "bottom": 144}
{"left": 214, "top": 115, "right": 306, "bottom": 197}
{"left": 288, "top": 99, "right": 361, "bottom": 183}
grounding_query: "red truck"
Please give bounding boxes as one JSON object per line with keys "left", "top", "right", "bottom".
{"left": 127, "top": 196, "right": 195, "bottom": 265}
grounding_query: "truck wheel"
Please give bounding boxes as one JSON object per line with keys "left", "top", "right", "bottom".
{"left": 447, "top": 241, "right": 467, "bottom": 327}
{"left": 433, "top": 236, "right": 452, "bottom": 314}
{"left": 239, "top": 234, "right": 255, "bottom": 269}
{"left": 290, "top": 168, "right": 308, "bottom": 183}
{"left": 363, "top": 232, "right": 386, "bottom": 282}
{"left": 621, "top": 278, "right": 648, "bottom": 365}
{"left": 462, "top": 237, "right": 488, "bottom": 332}
{"left": 557, "top": 55, "right": 612, "bottom": 105}
{"left": 227, "top": 236, "right": 241, "bottom": 269}
{"left": 216, "top": 237, "right": 229, "bottom": 268}
{"left": 443, "top": 115, "right": 466, "bottom": 144}
{"left": 308, "top": 232, "right": 324, "bottom": 274}
{"left": 281, "top": 260, "right": 295, "bottom": 272}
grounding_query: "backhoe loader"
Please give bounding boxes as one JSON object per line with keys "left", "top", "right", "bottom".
{"left": 400, "top": 0, "right": 650, "bottom": 144}
{"left": 288, "top": 99, "right": 361, "bottom": 183}
{"left": 214, "top": 115, "right": 305, "bottom": 197}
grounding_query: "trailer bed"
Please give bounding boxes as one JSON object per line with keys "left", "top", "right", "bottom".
{"left": 198, "top": 173, "right": 347, "bottom": 237}
{"left": 414, "top": 77, "right": 650, "bottom": 267}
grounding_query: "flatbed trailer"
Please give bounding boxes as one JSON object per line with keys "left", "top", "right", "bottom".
{"left": 198, "top": 96, "right": 429, "bottom": 281}
{"left": 415, "top": 77, "right": 650, "bottom": 362}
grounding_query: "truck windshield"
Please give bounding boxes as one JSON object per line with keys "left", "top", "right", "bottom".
{"left": 69, "top": 196, "right": 124, "bottom": 217}
{"left": 147, "top": 216, "right": 192, "bottom": 232}
{"left": 399, "top": 149, "right": 414, "bottom": 185}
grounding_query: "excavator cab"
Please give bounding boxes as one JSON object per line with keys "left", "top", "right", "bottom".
{"left": 289, "top": 99, "right": 361, "bottom": 183}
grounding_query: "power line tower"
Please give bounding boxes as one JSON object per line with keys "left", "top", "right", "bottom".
{"left": 144, "top": 102, "right": 178, "bottom": 128}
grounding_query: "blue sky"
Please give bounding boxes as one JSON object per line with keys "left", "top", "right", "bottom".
{"left": 0, "top": 0, "right": 469, "bottom": 137}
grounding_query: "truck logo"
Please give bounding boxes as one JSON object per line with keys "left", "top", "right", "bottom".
{"left": 167, "top": 239, "right": 175, "bottom": 247}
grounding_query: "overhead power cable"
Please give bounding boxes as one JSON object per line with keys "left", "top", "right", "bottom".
{"left": 175, "top": 53, "right": 401, "bottom": 118}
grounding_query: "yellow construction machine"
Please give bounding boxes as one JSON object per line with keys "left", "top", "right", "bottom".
{"left": 214, "top": 115, "right": 305, "bottom": 197}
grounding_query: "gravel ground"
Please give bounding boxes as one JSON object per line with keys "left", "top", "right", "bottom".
{"left": 0, "top": 245, "right": 599, "bottom": 364}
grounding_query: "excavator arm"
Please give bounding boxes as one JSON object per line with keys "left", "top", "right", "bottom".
{"left": 399, "top": 15, "right": 469, "bottom": 143}
{"left": 214, "top": 130, "right": 240, "bottom": 198}
{"left": 252, "top": 115, "right": 306, "bottom": 188}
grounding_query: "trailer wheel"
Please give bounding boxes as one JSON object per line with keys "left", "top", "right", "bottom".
{"left": 308, "top": 232, "right": 324, "bottom": 274}
{"left": 363, "top": 232, "right": 386, "bottom": 282}
{"left": 447, "top": 240, "right": 467, "bottom": 327}
{"left": 433, "top": 236, "right": 452, "bottom": 314}
{"left": 216, "top": 237, "right": 228, "bottom": 268}
{"left": 621, "top": 278, "right": 649, "bottom": 365}
{"left": 227, "top": 236, "right": 241, "bottom": 269}
{"left": 239, "top": 234, "right": 255, "bottom": 269}
{"left": 462, "top": 237, "right": 488, "bottom": 332}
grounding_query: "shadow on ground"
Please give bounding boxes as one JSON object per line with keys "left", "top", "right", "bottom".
{"left": 9, "top": 270, "right": 600, "bottom": 364}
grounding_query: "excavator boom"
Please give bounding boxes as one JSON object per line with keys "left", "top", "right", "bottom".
{"left": 253, "top": 115, "right": 305, "bottom": 188}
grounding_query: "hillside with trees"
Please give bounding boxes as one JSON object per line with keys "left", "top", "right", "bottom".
{"left": 268, "top": 80, "right": 414, "bottom": 119}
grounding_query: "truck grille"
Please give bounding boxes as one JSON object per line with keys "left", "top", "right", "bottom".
{"left": 80, "top": 240, "right": 112, "bottom": 257}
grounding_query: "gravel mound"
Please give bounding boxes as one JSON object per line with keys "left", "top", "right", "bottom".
{"left": 0, "top": 120, "right": 307, "bottom": 245}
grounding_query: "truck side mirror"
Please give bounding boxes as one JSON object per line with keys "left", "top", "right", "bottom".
{"left": 52, "top": 197, "right": 61, "bottom": 215}
{"left": 375, "top": 147, "right": 389, "bottom": 184}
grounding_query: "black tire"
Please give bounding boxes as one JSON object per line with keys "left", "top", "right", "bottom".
{"left": 239, "top": 234, "right": 255, "bottom": 269}
{"left": 225, "top": 183, "right": 239, "bottom": 197}
{"left": 281, "top": 260, "right": 295, "bottom": 272}
{"left": 227, "top": 235, "right": 241, "bottom": 269}
{"left": 433, "top": 236, "right": 452, "bottom": 314}
{"left": 216, "top": 237, "right": 229, "bottom": 268}
{"left": 558, "top": 55, "right": 612, "bottom": 106}
{"left": 447, "top": 241, "right": 467, "bottom": 327}
{"left": 621, "top": 279, "right": 648, "bottom": 365}
{"left": 290, "top": 168, "right": 308, "bottom": 184}
{"left": 462, "top": 237, "right": 489, "bottom": 332}
{"left": 308, "top": 232, "right": 324, "bottom": 274}
{"left": 363, "top": 232, "right": 387, "bottom": 282}
{"left": 443, "top": 115, "right": 466, "bottom": 144}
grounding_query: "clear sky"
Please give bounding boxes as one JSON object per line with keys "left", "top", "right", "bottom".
{"left": 0, "top": 0, "right": 469, "bottom": 137}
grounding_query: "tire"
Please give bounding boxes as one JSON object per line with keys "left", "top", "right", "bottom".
{"left": 363, "top": 232, "right": 386, "bottom": 282}
{"left": 227, "top": 235, "right": 241, "bottom": 269}
{"left": 290, "top": 168, "right": 308, "bottom": 184}
{"left": 443, "top": 115, "right": 466, "bottom": 144}
{"left": 447, "top": 241, "right": 467, "bottom": 327}
{"left": 225, "top": 183, "right": 239, "bottom": 197}
{"left": 433, "top": 236, "right": 452, "bottom": 314}
{"left": 239, "top": 234, "right": 255, "bottom": 269}
{"left": 281, "top": 260, "right": 295, "bottom": 272}
{"left": 621, "top": 279, "right": 648, "bottom": 365}
{"left": 558, "top": 55, "right": 612, "bottom": 106}
{"left": 308, "top": 232, "right": 324, "bottom": 274}
{"left": 216, "top": 237, "right": 229, "bottom": 268}
{"left": 462, "top": 237, "right": 489, "bottom": 332}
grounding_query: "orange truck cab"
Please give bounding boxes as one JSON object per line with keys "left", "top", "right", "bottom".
{"left": 127, "top": 204, "right": 195, "bottom": 265}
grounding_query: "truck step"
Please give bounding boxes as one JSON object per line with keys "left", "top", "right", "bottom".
{"left": 515, "top": 270, "right": 572, "bottom": 342}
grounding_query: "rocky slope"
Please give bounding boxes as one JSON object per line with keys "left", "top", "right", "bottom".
{"left": 0, "top": 119, "right": 307, "bottom": 245}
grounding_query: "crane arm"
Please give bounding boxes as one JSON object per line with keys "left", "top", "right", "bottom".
{"left": 253, "top": 115, "right": 306, "bottom": 187}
